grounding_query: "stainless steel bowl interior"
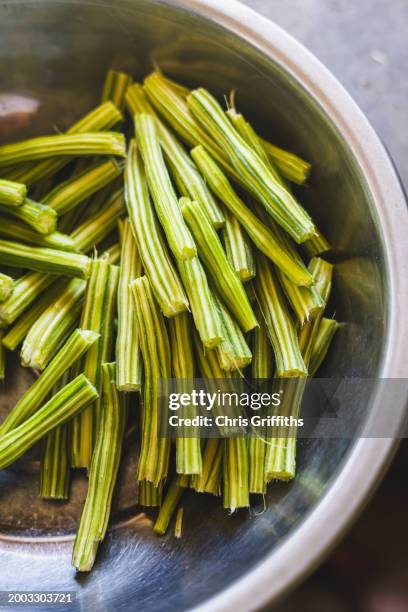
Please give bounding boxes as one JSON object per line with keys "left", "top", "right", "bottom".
{"left": 0, "top": 1, "right": 407, "bottom": 610}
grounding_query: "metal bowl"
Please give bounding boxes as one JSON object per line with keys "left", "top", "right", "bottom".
{"left": 0, "top": 0, "right": 407, "bottom": 610}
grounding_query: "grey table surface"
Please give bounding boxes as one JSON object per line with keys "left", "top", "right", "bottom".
{"left": 241, "top": 0, "right": 408, "bottom": 189}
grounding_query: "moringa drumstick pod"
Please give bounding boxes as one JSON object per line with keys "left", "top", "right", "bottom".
{"left": 134, "top": 114, "right": 196, "bottom": 261}
{"left": 0, "top": 178, "right": 27, "bottom": 206}
{"left": 0, "top": 329, "right": 99, "bottom": 435}
{"left": 169, "top": 312, "right": 202, "bottom": 475}
{"left": 0, "top": 217, "right": 77, "bottom": 252}
{"left": 0, "top": 239, "right": 91, "bottom": 279}
{"left": 0, "top": 375, "right": 98, "bottom": 470}
{"left": 72, "top": 362, "right": 126, "bottom": 572}
{"left": 8, "top": 102, "right": 123, "bottom": 185}
{"left": 124, "top": 139, "right": 188, "bottom": 317}
{"left": 0, "top": 132, "right": 126, "bottom": 167}
{"left": 125, "top": 83, "right": 224, "bottom": 229}
{"left": 0, "top": 272, "right": 13, "bottom": 302}
{"left": 191, "top": 146, "right": 313, "bottom": 288}
{"left": 21, "top": 278, "right": 87, "bottom": 370}
{"left": 71, "top": 260, "right": 119, "bottom": 468}
{"left": 131, "top": 276, "right": 171, "bottom": 486}
{"left": 116, "top": 219, "right": 142, "bottom": 391}
{"left": 43, "top": 158, "right": 122, "bottom": 216}
{"left": 187, "top": 88, "right": 315, "bottom": 243}
{"left": 180, "top": 197, "right": 257, "bottom": 332}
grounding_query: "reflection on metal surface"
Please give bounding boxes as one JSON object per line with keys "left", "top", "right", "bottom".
{"left": 0, "top": 94, "right": 39, "bottom": 139}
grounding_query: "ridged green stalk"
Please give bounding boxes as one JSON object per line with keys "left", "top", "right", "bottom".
{"left": 228, "top": 105, "right": 303, "bottom": 194}
{"left": 0, "top": 329, "right": 99, "bottom": 435}
{"left": 0, "top": 272, "right": 55, "bottom": 325}
{"left": 265, "top": 335, "right": 335, "bottom": 485}
{"left": 0, "top": 272, "right": 13, "bottom": 302}
{"left": 0, "top": 178, "right": 27, "bottom": 206}
{"left": 169, "top": 313, "right": 202, "bottom": 475}
{"left": 70, "top": 260, "right": 119, "bottom": 469}
{"left": 249, "top": 307, "right": 273, "bottom": 494}
{"left": 278, "top": 269, "right": 325, "bottom": 326}
{"left": 125, "top": 139, "right": 188, "bottom": 316}
{"left": 309, "top": 318, "right": 339, "bottom": 376}
{"left": 43, "top": 159, "right": 122, "bottom": 216}
{"left": 191, "top": 146, "right": 313, "bottom": 287}
{"left": 266, "top": 259, "right": 334, "bottom": 481}
{"left": 72, "top": 363, "right": 126, "bottom": 572}
{"left": 0, "top": 331, "right": 5, "bottom": 380}
{"left": 9, "top": 102, "right": 123, "bottom": 185}
{"left": 39, "top": 372, "right": 71, "bottom": 500}
{"left": 174, "top": 508, "right": 183, "bottom": 538}
{"left": 0, "top": 199, "right": 57, "bottom": 235}
{"left": 222, "top": 206, "right": 255, "bottom": 282}
{"left": 1, "top": 285, "right": 63, "bottom": 351}
{"left": 151, "top": 73, "right": 190, "bottom": 98}
{"left": 177, "top": 257, "right": 223, "bottom": 348}
{"left": 102, "top": 69, "right": 133, "bottom": 111}
{"left": 194, "top": 337, "right": 232, "bottom": 437}
{"left": 195, "top": 338, "right": 249, "bottom": 509}
{"left": 226, "top": 109, "right": 284, "bottom": 184}
{"left": 299, "top": 257, "right": 334, "bottom": 368}
{"left": 126, "top": 83, "right": 224, "bottom": 228}
{"left": 138, "top": 480, "right": 163, "bottom": 507}
{"left": 223, "top": 436, "right": 250, "bottom": 511}
{"left": 58, "top": 168, "right": 119, "bottom": 233}
{"left": 259, "top": 220, "right": 322, "bottom": 327}
{"left": 260, "top": 138, "right": 311, "bottom": 185}
{"left": 303, "top": 232, "right": 331, "bottom": 257}
{"left": 143, "top": 72, "right": 216, "bottom": 151}
{"left": 94, "top": 265, "right": 120, "bottom": 444}
{"left": 254, "top": 253, "right": 307, "bottom": 377}
{"left": 143, "top": 72, "right": 233, "bottom": 176}
{"left": 144, "top": 72, "right": 311, "bottom": 190}
{"left": 76, "top": 178, "right": 122, "bottom": 224}
{"left": 116, "top": 219, "right": 142, "bottom": 391}
{"left": 0, "top": 239, "right": 91, "bottom": 278}
{"left": 71, "top": 188, "right": 125, "bottom": 254}
{"left": 117, "top": 217, "right": 125, "bottom": 244}
{"left": 191, "top": 438, "right": 223, "bottom": 496}
{"left": 227, "top": 111, "right": 324, "bottom": 321}
{"left": 265, "top": 275, "right": 312, "bottom": 481}
{"left": 187, "top": 89, "right": 315, "bottom": 243}
{"left": 134, "top": 114, "right": 196, "bottom": 261}
{"left": 237, "top": 115, "right": 330, "bottom": 269}
{"left": 264, "top": 377, "right": 306, "bottom": 482}
{"left": 0, "top": 217, "right": 77, "bottom": 251}
{"left": 251, "top": 305, "right": 274, "bottom": 380}
{"left": 0, "top": 132, "right": 126, "bottom": 167}
{"left": 154, "top": 478, "right": 184, "bottom": 535}
{"left": 21, "top": 278, "right": 86, "bottom": 370}
{"left": 39, "top": 420, "right": 70, "bottom": 499}
{"left": 180, "top": 197, "right": 257, "bottom": 332}
{"left": 131, "top": 276, "right": 171, "bottom": 485}
{"left": 214, "top": 293, "right": 252, "bottom": 372}
{"left": 0, "top": 374, "right": 98, "bottom": 470}
{"left": 251, "top": 187, "right": 323, "bottom": 318}
{"left": 309, "top": 257, "right": 333, "bottom": 303}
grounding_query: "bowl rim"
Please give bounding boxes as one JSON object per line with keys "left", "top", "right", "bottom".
{"left": 173, "top": 0, "right": 408, "bottom": 610}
